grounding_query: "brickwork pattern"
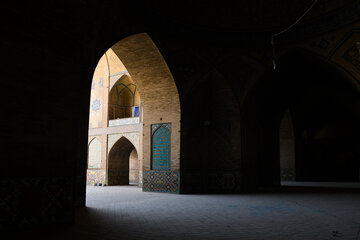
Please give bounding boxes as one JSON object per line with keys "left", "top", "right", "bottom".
{"left": 111, "top": 34, "right": 181, "bottom": 172}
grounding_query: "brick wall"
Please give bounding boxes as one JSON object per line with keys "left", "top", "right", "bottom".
{"left": 87, "top": 33, "right": 180, "bottom": 191}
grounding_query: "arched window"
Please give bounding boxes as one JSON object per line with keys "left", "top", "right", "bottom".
{"left": 108, "top": 75, "right": 140, "bottom": 120}
{"left": 151, "top": 123, "right": 171, "bottom": 170}
{"left": 108, "top": 136, "right": 137, "bottom": 185}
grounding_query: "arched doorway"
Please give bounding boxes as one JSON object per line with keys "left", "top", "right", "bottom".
{"left": 241, "top": 51, "right": 360, "bottom": 189}
{"left": 279, "top": 110, "right": 295, "bottom": 182}
{"left": 108, "top": 136, "right": 138, "bottom": 185}
{"left": 86, "top": 33, "right": 181, "bottom": 195}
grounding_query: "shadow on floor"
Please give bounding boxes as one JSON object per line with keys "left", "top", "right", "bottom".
{"left": 8, "top": 207, "right": 133, "bottom": 240}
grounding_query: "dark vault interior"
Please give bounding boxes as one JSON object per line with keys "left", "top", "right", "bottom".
{"left": 1, "top": 1, "right": 360, "bottom": 239}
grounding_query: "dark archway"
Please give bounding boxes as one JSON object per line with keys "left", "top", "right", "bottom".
{"left": 242, "top": 51, "right": 360, "bottom": 189}
{"left": 87, "top": 33, "right": 181, "bottom": 192}
{"left": 180, "top": 68, "right": 242, "bottom": 193}
{"left": 279, "top": 110, "right": 296, "bottom": 182}
{"left": 108, "top": 137, "right": 137, "bottom": 185}
{"left": 3, "top": 0, "right": 360, "bottom": 228}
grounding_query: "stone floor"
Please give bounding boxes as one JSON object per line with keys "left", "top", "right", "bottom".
{"left": 21, "top": 185, "right": 360, "bottom": 240}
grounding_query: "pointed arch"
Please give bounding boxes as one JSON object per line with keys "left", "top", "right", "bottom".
{"left": 279, "top": 110, "right": 296, "bottom": 181}
{"left": 151, "top": 123, "right": 171, "bottom": 170}
{"left": 108, "top": 136, "right": 136, "bottom": 185}
{"left": 109, "top": 33, "right": 181, "bottom": 192}
{"left": 87, "top": 33, "right": 180, "bottom": 192}
{"left": 108, "top": 74, "right": 140, "bottom": 120}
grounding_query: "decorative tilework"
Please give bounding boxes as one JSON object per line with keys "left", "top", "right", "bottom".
{"left": 151, "top": 123, "right": 171, "bottom": 133}
{"left": 133, "top": 106, "right": 140, "bottom": 117}
{"left": 151, "top": 123, "right": 171, "bottom": 170}
{"left": 87, "top": 170, "right": 106, "bottom": 185}
{"left": 91, "top": 99, "right": 101, "bottom": 111}
{"left": 143, "top": 171, "right": 179, "bottom": 193}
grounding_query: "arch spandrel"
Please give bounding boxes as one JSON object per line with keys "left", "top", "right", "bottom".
{"left": 108, "top": 133, "right": 140, "bottom": 154}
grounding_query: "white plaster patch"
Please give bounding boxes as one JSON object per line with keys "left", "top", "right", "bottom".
{"left": 109, "top": 72, "right": 130, "bottom": 90}
{"left": 88, "top": 137, "right": 102, "bottom": 169}
{"left": 109, "top": 117, "right": 139, "bottom": 126}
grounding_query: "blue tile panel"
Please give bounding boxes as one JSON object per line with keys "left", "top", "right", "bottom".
{"left": 91, "top": 99, "right": 101, "bottom": 111}
{"left": 133, "top": 106, "right": 140, "bottom": 117}
{"left": 151, "top": 123, "right": 171, "bottom": 170}
{"left": 143, "top": 171, "right": 179, "bottom": 193}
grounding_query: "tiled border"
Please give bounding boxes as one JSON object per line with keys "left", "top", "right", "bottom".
{"left": 143, "top": 171, "right": 179, "bottom": 193}
{"left": 86, "top": 170, "right": 106, "bottom": 185}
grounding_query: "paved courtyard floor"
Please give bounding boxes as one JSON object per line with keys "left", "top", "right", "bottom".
{"left": 28, "top": 185, "right": 360, "bottom": 240}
